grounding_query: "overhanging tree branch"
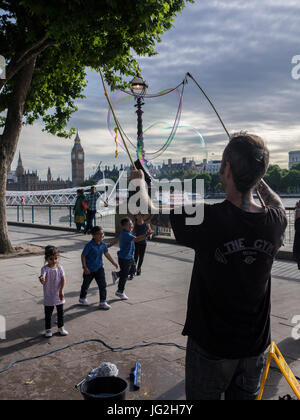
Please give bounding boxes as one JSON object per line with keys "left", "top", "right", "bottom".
{"left": 14, "top": 35, "right": 48, "bottom": 65}
{"left": 0, "top": 38, "right": 55, "bottom": 90}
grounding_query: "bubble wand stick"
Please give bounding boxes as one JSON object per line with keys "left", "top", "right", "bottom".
{"left": 99, "top": 68, "right": 137, "bottom": 170}
{"left": 187, "top": 72, "right": 265, "bottom": 208}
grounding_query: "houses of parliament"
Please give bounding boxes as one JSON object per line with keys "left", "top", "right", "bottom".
{"left": 6, "top": 131, "right": 85, "bottom": 191}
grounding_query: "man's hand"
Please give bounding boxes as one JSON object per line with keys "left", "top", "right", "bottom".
{"left": 147, "top": 229, "right": 154, "bottom": 239}
{"left": 130, "top": 169, "right": 145, "bottom": 181}
{"left": 59, "top": 290, "right": 65, "bottom": 301}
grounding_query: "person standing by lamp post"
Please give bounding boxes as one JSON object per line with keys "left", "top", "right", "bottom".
{"left": 84, "top": 186, "right": 101, "bottom": 234}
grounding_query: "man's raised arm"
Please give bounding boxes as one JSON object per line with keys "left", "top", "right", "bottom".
{"left": 129, "top": 170, "right": 173, "bottom": 228}
{"left": 256, "top": 179, "right": 285, "bottom": 210}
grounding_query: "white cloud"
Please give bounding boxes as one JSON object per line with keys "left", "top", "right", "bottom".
{"left": 13, "top": 0, "right": 300, "bottom": 180}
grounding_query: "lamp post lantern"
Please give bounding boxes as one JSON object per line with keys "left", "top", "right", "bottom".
{"left": 130, "top": 75, "right": 148, "bottom": 162}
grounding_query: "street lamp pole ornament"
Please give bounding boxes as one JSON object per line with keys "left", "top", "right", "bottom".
{"left": 130, "top": 75, "right": 148, "bottom": 163}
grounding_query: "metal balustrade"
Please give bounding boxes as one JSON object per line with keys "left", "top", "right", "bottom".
{"left": 6, "top": 205, "right": 296, "bottom": 245}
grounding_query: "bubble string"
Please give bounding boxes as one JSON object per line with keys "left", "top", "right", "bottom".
{"left": 146, "top": 124, "right": 207, "bottom": 161}
{"left": 136, "top": 124, "right": 208, "bottom": 182}
{"left": 106, "top": 94, "right": 130, "bottom": 150}
{"left": 186, "top": 72, "right": 265, "bottom": 208}
{"left": 120, "top": 80, "right": 185, "bottom": 99}
{"left": 144, "top": 82, "right": 185, "bottom": 159}
{"left": 107, "top": 91, "right": 138, "bottom": 151}
{"left": 99, "top": 68, "right": 137, "bottom": 170}
{"left": 186, "top": 72, "right": 230, "bottom": 140}
{"left": 134, "top": 81, "right": 186, "bottom": 178}
{"left": 114, "top": 127, "right": 119, "bottom": 158}
{"left": 107, "top": 83, "right": 185, "bottom": 155}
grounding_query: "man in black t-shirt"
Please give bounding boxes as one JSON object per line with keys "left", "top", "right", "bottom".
{"left": 130, "top": 132, "right": 287, "bottom": 400}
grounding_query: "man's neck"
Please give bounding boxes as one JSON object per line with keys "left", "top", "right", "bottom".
{"left": 226, "top": 189, "right": 263, "bottom": 213}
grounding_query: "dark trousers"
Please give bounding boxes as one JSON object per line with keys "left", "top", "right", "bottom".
{"left": 134, "top": 242, "right": 147, "bottom": 271}
{"left": 80, "top": 267, "right": 107, "bottom": 302}
{"left": 185, "top": 336, "right": 265, "bottom": 400}
{"left": 76, "top": 223, "right": 84, "bottom": 231}
{"left": 45, "top": 304, "right": 64, "bottom": 330}
{"left": 85, "top": 209, "right": 96, "bottom": 233}
{"left": 117, "top": 257, "right": 136, "bottom": 293}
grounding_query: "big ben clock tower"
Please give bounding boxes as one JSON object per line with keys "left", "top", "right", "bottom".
{"left": 71, "top": 130, "right": 85, "bottom": 186}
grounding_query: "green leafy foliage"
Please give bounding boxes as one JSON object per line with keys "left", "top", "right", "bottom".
{"left": 264, "top": 164, "right": 300, "bottom": 193}
{"left": 1, "top": 0, "right": 193, "bottom": 137}
{"left": 158, "top": 163, "right": 300, "bottom": 194}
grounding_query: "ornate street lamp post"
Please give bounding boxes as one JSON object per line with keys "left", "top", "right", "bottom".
{"left": 130, "top": 75, "right": 148, "bottom": 162}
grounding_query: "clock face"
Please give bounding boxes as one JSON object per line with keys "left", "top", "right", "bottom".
{"left": 72, "top": 153, "right": 75, "bottom": 159}
{"left": 78, "top": 153, "right": 83, "bottom": 159}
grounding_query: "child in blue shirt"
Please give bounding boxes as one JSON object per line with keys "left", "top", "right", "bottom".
{"left": 112, "top": 217, "right": 146, "bottom": 300}
{"left": 79, "top": 226, "right": 118, "bottom": 310}
{"left": 133, "top": 214, "right": 153, "bottom": 276}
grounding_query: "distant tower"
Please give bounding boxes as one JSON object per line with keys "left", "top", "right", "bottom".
{"left": 15, "top": 152, "right": 24, "bottom": 178}
{"left": 47, "top": 167, "right": 52, "bottom": 182}
{"left": 71, "top": 130, "right": 85, "bottom": 186}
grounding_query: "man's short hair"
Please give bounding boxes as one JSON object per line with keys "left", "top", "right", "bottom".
{"left": 120, "top": 217, "right": 131, "bottom": 227}
{"left": 221, "top": 131, "right": 269, "bottom": 193}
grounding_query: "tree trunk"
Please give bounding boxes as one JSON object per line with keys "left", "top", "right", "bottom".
{"left": 0, "top": 57, "right": 36, "bottom": 254}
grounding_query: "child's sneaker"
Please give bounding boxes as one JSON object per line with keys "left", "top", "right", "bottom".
{"left": 99, "top": 302, "right": 111, "bottom": 310}
{"left": 115, "top": 291, "right": 128, "bottom": 300}
{"left": 112, "top": 271, "right": 118, "bottom": 284}
{"left": 79, "top": 298, "right": 89, "bottom": 306}
{"left": 58, "top": 327, "right": 69, "bottom": 336}
{"left": 45, "top": 330, "right": 52, "bottom": 338}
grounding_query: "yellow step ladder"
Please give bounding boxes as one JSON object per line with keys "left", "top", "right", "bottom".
{"left": 257, "top": 342, "right": 300, "bottom": 400}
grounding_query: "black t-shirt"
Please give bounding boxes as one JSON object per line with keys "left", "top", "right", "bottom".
{"left": 294, "top": 218, "right": 300, "bottom": 268}
{"left": 170, "top": 200, "right": 287, "bottom": 359}
{"left": 134, "top": 222, "right": 148, "bottom": 245}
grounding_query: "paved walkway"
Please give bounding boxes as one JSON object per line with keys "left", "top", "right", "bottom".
{"left": 0, "top": 225, "right": 299, "bottom": 400}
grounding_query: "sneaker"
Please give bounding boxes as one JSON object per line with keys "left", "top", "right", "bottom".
{"left": 115, "top": 291, "right": 128, "bottom": 300}
{"left": 79, "top": 298, "right": 89, "bottom": 306}
{"left": 58, "top": 327, "right": 69, "bottom": 336}
{"left": 112, "top": 271, "right": 118, "bottom": 284}
{"left": 136, "top": 269, "right": 141, "bottom": 276}
{"left": 45, "top": 330, "right": 52, "bottom": 338}
{"left": 99, "top": 302, "right": 111, "bottom": 310}
{"left": 128, "top": 274, "right": 134, "bottom": 280}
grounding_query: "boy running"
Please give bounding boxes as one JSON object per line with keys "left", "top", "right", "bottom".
{"left": 79, "top": 226, "right": 118, "bottom": 310}
{"left": 112, "top": 218, "right": 146, "bottom": 300}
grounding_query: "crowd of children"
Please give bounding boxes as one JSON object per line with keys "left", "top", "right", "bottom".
{"left": 39, "top": 215, "right": 153, "bottom": 338}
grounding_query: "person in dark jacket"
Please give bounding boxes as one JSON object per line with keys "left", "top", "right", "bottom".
{"left": 293, "top": 200, "right": 300, "bottom": 269}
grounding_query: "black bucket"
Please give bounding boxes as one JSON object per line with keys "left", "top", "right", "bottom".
{"left": 79, "top": 377, "right": 128, "bottom": 400}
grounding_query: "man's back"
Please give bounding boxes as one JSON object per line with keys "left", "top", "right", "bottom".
{"left": 170, "top": 200, "right": 287, "bottom": 359}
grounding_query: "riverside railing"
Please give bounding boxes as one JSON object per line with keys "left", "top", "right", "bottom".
{"left": 6, "top": 205, "right": 115, "bottom": 233}
{"left": 6, "top": 205, "right": 296, "bottom": 245}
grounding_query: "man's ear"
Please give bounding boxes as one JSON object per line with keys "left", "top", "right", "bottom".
{"left": 224, "top": 161, "right": 232, "bottom": 178}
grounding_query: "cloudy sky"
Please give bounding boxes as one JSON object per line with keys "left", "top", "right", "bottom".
{"left": 12, "top": 0, "right": 300, "bottom": 180}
